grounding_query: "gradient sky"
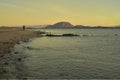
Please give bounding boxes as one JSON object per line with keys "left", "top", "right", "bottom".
{"left": 0, "top": 0, "right": 120, "bottom": 26}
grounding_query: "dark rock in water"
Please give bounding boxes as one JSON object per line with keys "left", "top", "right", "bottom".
{"left": 8, "top": 50, "right": 11, "bottom": 53}
{"left": 26, "top": 46, "right": 33, "bottom": 50}
{"left": 3, "top": 70, "right": 7, "bottom": 73}
{"left": 115, "top": 34, "right": 118, "bottom": 36}
{"left": 14, "top": 52, "right": 19, "bottom": 54}
{"left": 17, "top": 58, "right": 22, "bottom": 62}
{"left": 46, "top": 34, "right": 53, "bottom": 36}
{"left": 46, "top": 33, "right": 79, "bottom": 37}
{"left": 46, "top": 34, "right": 62, "bottom": 37}
{"left": 16, "top": 41, "right": 20, "bottom": 44}
{"left": 23, "top": 56, "right": 27, "bottom": 59}
{"left": 3, "top": 62, "right": 9, "bottom": 65}
{"left": 23, "top": 39, "right": 29, "bottom": 43}
{"left": 22, "top": 78, "right": 27, "bottom": 80}
{"left": 0, "top": 69, "right": 7, "bottom": 74}
{"left": 63, "top": 34, "right": 80, "bottom": 36}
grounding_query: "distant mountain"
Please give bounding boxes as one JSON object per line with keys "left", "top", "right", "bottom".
{"left": 45, "top": 22, "right": 74, "bottom": 29}
{"left": 45, "top": 22, "right": 120, "bottom": 29}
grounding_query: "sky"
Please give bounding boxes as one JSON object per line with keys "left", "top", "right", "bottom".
{"left": 0, "top": 0, "right": 120, "bottom": 26}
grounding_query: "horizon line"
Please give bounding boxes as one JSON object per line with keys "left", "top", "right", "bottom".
{"left": 0, "top": 21, "right": 120, "bottom": 27}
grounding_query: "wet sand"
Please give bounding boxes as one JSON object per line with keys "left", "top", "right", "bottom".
{"left": 0, "top": 27, "right": 40, "bottom": 79}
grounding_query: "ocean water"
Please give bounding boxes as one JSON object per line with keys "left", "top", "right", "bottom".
{"left": 14, "top": 29, "right": 120, "bottom": 79}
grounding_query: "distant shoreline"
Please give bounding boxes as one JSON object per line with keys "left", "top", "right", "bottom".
{"left": 0, "top": 27, "right": 41, "bottom": 79}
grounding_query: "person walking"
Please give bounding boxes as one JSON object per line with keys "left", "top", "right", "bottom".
{"left": 23, "top": 25, "right": 25, "bottom": 30}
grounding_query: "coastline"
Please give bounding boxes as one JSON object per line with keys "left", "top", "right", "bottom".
{"left": 0, "top": 27, "right": 40, "bottom": 79}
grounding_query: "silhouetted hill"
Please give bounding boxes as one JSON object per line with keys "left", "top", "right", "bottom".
{"left": 45, "top": 22, "right": 120, "bottom": 29}
{"left": 45, "top": 22, "right": 74, "bottom": 29}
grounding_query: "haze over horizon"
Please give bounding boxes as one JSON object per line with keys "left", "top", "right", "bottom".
{"left": 0, "top": 0, "right": 120, "bottom": 26}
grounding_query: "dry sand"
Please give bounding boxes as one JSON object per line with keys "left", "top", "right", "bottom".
{"left": 0, "top": 27, "right": 40, "bottom": 79}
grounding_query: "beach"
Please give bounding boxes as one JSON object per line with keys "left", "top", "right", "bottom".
{"left": 0, "top": 27, "right": 40, "bottom": 79}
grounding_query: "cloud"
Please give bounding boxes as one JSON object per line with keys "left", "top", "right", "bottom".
{"left": 0, "top": 2, "right": 19, "bottom": 8}
{"left": 0, "top": 1, "right": 34, "bottom": 13}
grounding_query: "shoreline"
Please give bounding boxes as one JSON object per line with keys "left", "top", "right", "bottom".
{"left": 0, "top": 27, "right": 41, "bottom": 79}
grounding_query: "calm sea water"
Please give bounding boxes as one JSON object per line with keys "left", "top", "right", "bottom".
{"left": 14, "top": 29, "right": 120, "bottom": 79}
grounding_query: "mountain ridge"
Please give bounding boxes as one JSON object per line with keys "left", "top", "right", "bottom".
{"left": 45, "top": 22, "right": 120, "bottom": 29}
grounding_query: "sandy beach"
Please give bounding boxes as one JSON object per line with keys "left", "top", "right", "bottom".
{"left": 0, "top": 27, "right": 40, "bottom": 79}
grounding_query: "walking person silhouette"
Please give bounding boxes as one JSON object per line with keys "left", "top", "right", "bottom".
{"left": 23, "top": 25, "right": 25, "bottom": 30}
